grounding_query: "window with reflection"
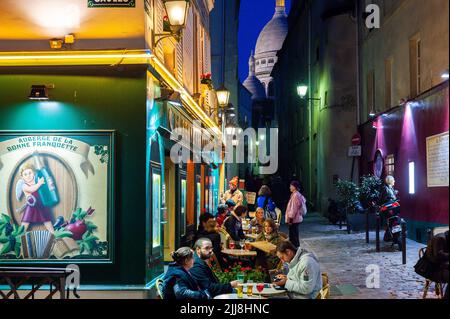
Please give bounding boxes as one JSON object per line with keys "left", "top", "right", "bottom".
{"left": 152, "top": 172, "right": 161, "bottom": 249}
{"left": 180, "top": 178, "right": 187, "bottom": 236}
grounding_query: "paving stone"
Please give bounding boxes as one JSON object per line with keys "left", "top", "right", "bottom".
{"left": 281, "top": 213, "right": 432, "bottom": 299}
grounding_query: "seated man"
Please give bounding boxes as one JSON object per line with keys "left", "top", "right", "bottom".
{"left": 193, "top": 212, "right": 215, "bottom": 243}
{"left": 223, "top": 205, "right": 247, "bottom": 242}
{"left": 190, "top": 238, "right": 239, "bottom": 297}
{"left": 273, "top": 240, "right": 322, "bottom": 299}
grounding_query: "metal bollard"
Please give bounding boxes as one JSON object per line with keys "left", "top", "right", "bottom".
{"left": 366, "top": 209, "right": 370, "bottom": 244}
{"left": 376, "top": 213, "right": 381, "bottom": 252}
{"left": 401, "top": 219, "right": 407, "bottom": 265}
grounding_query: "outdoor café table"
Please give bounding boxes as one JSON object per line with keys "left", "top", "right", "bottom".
{"left": 250, "top": 283, "right": 287, "bottom": 297}
{"left": 214, "top": 293, "right": 266, "bottom": 299}
{"left": 221, "top": 249, "right": 257, "bottom": 258}
{"left": 245, "top": 233, "right": 259, "bottom": 241}
{"left": 249, "top": 241, "right": 277, "bottom": 254}
{"left": 0, "top": 267, "right": 76, "bottom": 299}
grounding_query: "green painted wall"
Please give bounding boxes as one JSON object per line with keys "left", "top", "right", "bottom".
{"left": 0, "top": 66, "right": 148, "bottom": 285}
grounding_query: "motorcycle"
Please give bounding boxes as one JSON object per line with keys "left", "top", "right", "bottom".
{"left": 378, "top": 200, "right": 404, "bottom": 251}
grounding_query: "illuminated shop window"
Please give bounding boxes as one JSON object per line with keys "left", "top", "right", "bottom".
{"left": 152, "top": 173, "right": 161, "bottom": 248}
{"left": 409, "top": 162, "right": 415, "bottom": 194}
{"left": 181, "top": 179, "right": 187, "bottom": 236}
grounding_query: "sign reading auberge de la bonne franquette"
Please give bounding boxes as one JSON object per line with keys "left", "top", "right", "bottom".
{"left": 88, "top": 0, "right": 135, "bottom": 8}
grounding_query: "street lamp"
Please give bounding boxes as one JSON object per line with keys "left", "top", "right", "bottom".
{"left": 297, "top": 84, "right": 308, "bottom": 99}
{"left": 154, "top": 0, "right": 190, "bottom": 46}
{"left": 216, "top": 85, "right": 230, "bottom": 108}
{"left": 297, "top": 83, "right": 321, "bottom": 102}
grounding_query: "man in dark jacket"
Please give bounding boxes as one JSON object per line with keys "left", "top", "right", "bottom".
{"left": 190, "top": 238, "right": 239, "bottom": 297}
{"left": 223, "top": 205, "right": 247, "bottom": 241}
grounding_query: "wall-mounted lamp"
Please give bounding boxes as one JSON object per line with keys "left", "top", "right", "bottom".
{"left": 28, "top": 85, "right": 50, "bottom": 100}
{"left": 297, "top": 84, "right": 308, "bottom": 99}
{"left": 216, "top": 85, "right": 230, "bottom": 108}
{"left": 50, "top": 34, "right": 75, "bottom": 49}
{"left": 296, "top": 83, "right": 321, "bottom": 102}
{"left": 441, "top": 69, "right": 449, "bottom": 80}
{"left": 155, "top": 86, "right": 181, "bottom": 106}
{"left": 369, "top": 109, "right": 376, "bottom": 118}
{"left": 49, "top": 39, "right": 63, "bottom": 49}
{"left": 154, "top": 0, "right": 190, "bottom": 47}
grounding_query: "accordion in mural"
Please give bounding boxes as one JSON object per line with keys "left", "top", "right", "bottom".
{"left": 20, "top": 230, "right": 55, "bottom": 259}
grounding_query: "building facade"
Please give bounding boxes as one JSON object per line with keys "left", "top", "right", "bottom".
{"left": 0, "top": 0, "right": 222, "bottom": 297}
{"left": 272, "top": 0, "right": 358, "bottom": 211}
{"left": 357, "top": 0, "right": 449, "bottom": 242}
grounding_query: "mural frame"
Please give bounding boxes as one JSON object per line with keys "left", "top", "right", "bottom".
{"left": 0, "top": 130, "right": 115, "bottom": 265}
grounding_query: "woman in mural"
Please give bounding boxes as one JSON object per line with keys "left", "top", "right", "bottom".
{"left": 16, "top": 162, "right": 54, "bottom": 233}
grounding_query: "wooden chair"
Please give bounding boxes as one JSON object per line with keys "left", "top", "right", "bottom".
{"left": 155, "top": 278, "right": 164, "bottom": 299}
{"left": 316, "top": 273, "right": 330, "bottom": 299}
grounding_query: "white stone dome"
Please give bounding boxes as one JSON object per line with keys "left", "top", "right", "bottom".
{"left": 255, "top": 6, "right": 288, "bottom": 56}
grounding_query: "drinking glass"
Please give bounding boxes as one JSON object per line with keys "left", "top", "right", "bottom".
{"left": 237, "top": 272, "right": 245, "bottom": 283}
{"left": 236, "top": 284, "right": 244, "bottom": 298}
{"left": 229, "top": 241, "right": 235, "bottom": 249}
{"left": 240, "top": 239, "right": 245, "bottom": 251}
{"left": 256, "top": 283, "right": 265, "bottom": 299}
{"left": 246, "top": 280, "right": 254, "bottom": 297}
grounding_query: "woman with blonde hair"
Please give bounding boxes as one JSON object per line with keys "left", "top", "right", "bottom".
{"left": 256, "top": 219, "right": 283, "bottom": 270}
{"left": 250, "top": 207, "right": 265, "bottom": 234}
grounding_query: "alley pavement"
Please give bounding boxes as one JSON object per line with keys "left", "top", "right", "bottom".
{"left": 283, "top": 213, "right": 433, "bottom": 299}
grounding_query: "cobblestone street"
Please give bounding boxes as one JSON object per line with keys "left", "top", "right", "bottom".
{"left": 290, "top": 213, "right": 434, "bottom": 299}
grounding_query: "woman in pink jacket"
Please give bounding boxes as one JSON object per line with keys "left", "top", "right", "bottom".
{"left": 285, "top": 181, "right": 306, "bottom": 248}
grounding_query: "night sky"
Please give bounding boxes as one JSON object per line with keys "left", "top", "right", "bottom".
{"left": 238, "top": 0, "right": 291, "bottom": 82}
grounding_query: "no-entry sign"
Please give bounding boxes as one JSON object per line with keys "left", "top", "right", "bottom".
{"left": 352, "top": 133, "right": 361, "bottom": 145}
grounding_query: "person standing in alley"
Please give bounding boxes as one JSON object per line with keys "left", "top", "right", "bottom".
{"left": 285, "top": 180, "right": 307, "bottom": 248}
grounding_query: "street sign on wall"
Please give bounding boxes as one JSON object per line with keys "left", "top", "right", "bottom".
{"left": 348, "top": 145, "right": 362, "bottom": 157}
{"left": 88, "top": 0, "right": 135, "bottom": 8}
{"left": 351, "top": 133, "right": 361, "bottom": 145}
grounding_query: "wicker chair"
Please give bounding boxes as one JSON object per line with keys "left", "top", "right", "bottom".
{"left": 420, "top": 226, "right": 448, "bottom": 299}
{"left": 155, "top": 278, "right": 164, "bottom": 299}
{"left": 316, "top": 273, "right": 330, "bottom": 299}
{"left": 275, "top": 208, "right": 282, "bottom": 226}
{"left": 218, "top": 227, "right": 231, "bottom": 249}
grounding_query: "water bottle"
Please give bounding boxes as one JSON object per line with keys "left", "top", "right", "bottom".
{"left": 33, "top": 151, "right": 59, "bottom": 207}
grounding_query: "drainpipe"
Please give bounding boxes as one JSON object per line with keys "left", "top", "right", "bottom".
{"left": 355, "top": 0, "right": 361, "bottom": 127}
{"left": 307, "top": 0, "right": 313, "bottom": 203}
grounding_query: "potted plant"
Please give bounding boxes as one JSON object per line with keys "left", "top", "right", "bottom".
{"left": 359, "top": 175, "right": 383, "bottom": 209}
{"left": 213, "top": 262, "right": 266, "bottom": 284}
{"left": 335, "top": 180, "right": 364, "bottom": 232}
{"left": 358, "top": 175, "right": 383, "bottom": 231}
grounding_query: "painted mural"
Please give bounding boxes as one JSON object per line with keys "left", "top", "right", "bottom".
{"left": 0, "top": 131, "right": 114, "bottom": 262}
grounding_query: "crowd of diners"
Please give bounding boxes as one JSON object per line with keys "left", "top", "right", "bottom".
{"left": 160, "top": 179, "right": 323, "bottom": 300}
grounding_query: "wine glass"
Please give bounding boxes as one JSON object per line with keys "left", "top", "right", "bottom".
{"left": 240, "top": 239, "right": 245, "bottom": 251}
{"left": 256, "top": 283, "right": 265, "bottom": 299}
